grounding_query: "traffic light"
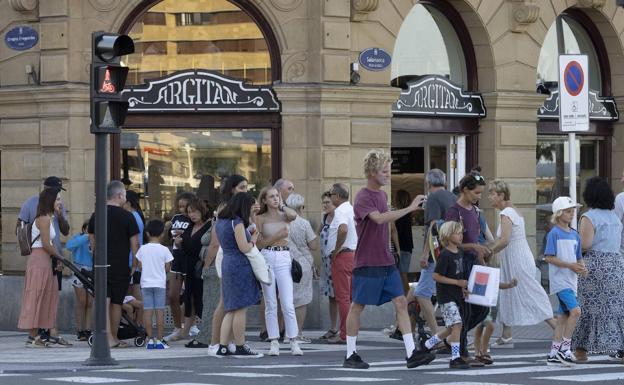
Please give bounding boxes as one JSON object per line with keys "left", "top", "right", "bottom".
{"left": 90, "top": 32, "right": 134, "bottom": 134}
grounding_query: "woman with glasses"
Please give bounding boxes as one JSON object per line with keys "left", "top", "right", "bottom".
{"left": 444, "top": 171, "right": 491, "bottom": 367}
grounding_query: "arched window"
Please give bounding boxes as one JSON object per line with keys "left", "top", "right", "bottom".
{"left": 392, "top": 3, "right": 467, "bottom": 87}
{"left": 537, "top": 15, "right": 601, "bottom": 92}
{"left": 124, "top": 0, "right": 274, "bottom": 85}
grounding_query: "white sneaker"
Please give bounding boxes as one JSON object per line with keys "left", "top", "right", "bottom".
{"left": 208, "top": 344, "right": 219, "bottom": 356}
{"left": 290, "top": 339, "right": 303, "bottom": 356}
{"left": 190, "top": 325, "right": 200, "bottom": 337}
{"left": 164, "top": 328, "right": 182, "bottom": 342}
{"left": 228, "top": 341, "right": 236, "bottom": 354}
{"left": 268, "top": 339, "right": 280, "bottom": 356}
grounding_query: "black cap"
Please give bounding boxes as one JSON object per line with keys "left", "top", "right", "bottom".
{"left": 44, "top": 176, "right": 66, "bottom": 191}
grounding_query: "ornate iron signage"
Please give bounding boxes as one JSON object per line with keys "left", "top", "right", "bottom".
{"left": 392, "top": 75, "right": 486, "bottom": 118}
{"left": 537, "top": 89, "right": 618, "bottom": 121}
{"left": 121, "top": 70, "right": 280, "bottom": 113}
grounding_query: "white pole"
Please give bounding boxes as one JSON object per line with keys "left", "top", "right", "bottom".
{"left": 568, "top": 132, "right": 577, "bottom": 229}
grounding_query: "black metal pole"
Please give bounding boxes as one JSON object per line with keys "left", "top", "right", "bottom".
{"left": 84, "top": 133, "right": 117, "bottom": 366}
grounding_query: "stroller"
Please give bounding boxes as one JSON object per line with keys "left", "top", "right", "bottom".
{"left": 59, "top": 257, "right": 148, "bottom": 347}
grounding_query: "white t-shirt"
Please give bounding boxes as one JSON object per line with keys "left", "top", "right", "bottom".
{"left": 136, "top": 243, "right": 173, "bottom": 288}
{"left": 328, "top": 201, "right": 358, "bottom": 251}
{"left": 615, "top": 192, "right": 624, "bottom": 254}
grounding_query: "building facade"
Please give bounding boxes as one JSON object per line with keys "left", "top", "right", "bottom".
{"left": 2, "top": 0, "right": 624, "bottom": 276}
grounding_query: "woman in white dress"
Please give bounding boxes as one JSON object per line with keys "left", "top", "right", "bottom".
{"left": 487, "top": 180, "right": 554, "bottom": 338}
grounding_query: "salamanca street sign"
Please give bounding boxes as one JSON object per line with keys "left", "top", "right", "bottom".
{"left": 121, "top": 70, "right": 280, "bottom": 113}
{"left": 392, "top": 75, "right": 486, "bottom": 118}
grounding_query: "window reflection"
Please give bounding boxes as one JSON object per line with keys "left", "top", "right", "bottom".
{"left": 121, "top": 129, "right": 272, "bottom": 219}
{"left": 535, "top": 137, "right": 600, "bottom": 256}
{"left": 536, "top": 16, "right": 601, "bottom": 92}
{"left": 125, "top": 0, "right": 271, "bottom": 85}
{"left": 392, "top": 4, "right": 467, "bottom": 86}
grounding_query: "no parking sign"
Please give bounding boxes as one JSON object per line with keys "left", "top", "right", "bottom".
{"left": 559, "top": 55, "right": 589, "bottom": 132}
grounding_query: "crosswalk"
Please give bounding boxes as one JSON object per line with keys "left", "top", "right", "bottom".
{"left": 25, "top": 353, "right": 623, "bottom": 384}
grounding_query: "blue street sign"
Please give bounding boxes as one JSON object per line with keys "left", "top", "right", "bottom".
{"left": 359, "top": 48, "right": 391, "bottom": 71}
{"left": 563, "top": 61, "right": 584, "bottom": 97}
{"left": 4, "top": 26, "right": 38, "bottom": 51}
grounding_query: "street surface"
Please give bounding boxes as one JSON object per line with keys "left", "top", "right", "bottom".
{"left": 0, "top": 327, "right": 623, "bottom": 385}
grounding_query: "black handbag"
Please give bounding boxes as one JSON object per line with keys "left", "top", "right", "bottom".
{"left": 291, "top": 259, "right": 302, "bottom": 283}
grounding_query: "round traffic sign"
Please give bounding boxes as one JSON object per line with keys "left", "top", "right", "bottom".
{"left": 563, "top": 61, "right": 584, "bottom": 97}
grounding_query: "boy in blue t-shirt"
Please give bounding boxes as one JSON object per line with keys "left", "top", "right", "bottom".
{"left": 544, "top": 196, "right": 587, "bottom": 365}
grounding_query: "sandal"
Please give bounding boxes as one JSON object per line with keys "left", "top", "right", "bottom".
{"left": 320, "top": 329, "right": 338, "bottom": 340}
{"left": 475, "top": 354, "right": 494, "bottom": 365}
{"left": 185, "top": 339, "right": 208, "bottom": 348}
{"left": 111, "top": 341, "right": 128, "bottom": 348}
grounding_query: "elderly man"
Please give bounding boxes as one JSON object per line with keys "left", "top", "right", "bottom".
{"left": 343, "top": 149, "right": 433, "bottom": 369}
{"left": 327, "top": 183, "right": 357, "bottom": 344}
{"left": 17, "top": 176, "right": 71, "bottom": 346}
{"left": 274, "top": 178, "right": 295, "bottom": 201}
{"left": 88, "top": 180, "right": 140, "bottom": 348}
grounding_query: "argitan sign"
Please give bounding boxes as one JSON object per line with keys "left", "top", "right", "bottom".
{"left": 121, "top": 70, "right": 280, "bottom": 112}
{"left": 392, "top": 75, "right": 486, "bottom": 118}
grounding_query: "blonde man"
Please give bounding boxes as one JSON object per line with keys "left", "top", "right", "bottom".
{"left": 343, "top": 149, "right": 434, "bottom": 369}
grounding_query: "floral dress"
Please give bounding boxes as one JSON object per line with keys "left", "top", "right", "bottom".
{"left": 288, "top": 216, "right": 317, "bottom": 307}
{"left": 319, "top": 214, "right": 334, "bottom": 297}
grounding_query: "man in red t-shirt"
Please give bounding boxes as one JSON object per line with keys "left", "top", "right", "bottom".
{"left": 343, "top": 149, "right": 435, "bottom": 369}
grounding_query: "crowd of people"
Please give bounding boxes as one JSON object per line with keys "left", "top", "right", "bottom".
{"left": 14, "top": 152, "right": 624, "bottom": 370}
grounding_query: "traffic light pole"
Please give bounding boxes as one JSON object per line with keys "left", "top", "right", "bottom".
{"left": 84, "top": 133, "right": 117, "bottom": 366}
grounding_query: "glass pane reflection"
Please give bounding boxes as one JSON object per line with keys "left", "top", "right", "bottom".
{"left": 121, "top": 129, "right": 271, "bottom": 219}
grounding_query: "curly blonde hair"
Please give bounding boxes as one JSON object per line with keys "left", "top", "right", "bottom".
{"left": 363, "top": 149, "right": 391, "bottom": 177}
{"left": 438, "top": 221, "right": 463, "bottom": 247}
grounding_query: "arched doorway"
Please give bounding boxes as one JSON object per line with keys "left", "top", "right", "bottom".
{"left": 115, "top": 0, "right": 281, "bottom": 218}
{"left": 535, "top": 9, "right": 618, "bottom": 253}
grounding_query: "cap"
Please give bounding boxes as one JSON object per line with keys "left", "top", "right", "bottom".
{"left": 44, "top": 176, "right": 66, "bottom": 191}
{"left": 551, "top": 196, "right": 581, "bottom": 213}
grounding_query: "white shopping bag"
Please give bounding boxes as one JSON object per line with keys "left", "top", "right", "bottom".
{"left": 465, "top": 265, "right": 500, "bottom": 307}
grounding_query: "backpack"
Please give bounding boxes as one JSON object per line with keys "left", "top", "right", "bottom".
{"left": 17, "top": 220, "right": 40, "bottom": 256}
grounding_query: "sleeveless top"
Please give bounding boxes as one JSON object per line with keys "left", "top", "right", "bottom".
{"left": 31, "top": 217, "right": 56, "bottom": 249}
{"left": 262, "top": 220, "right": 288, "bottom": 240}
{"left": 581, "top": 208, "right": 622, "bottom": 253}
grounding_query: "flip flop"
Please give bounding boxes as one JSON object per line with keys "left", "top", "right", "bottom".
{"left": 475, "top": 354, "right": 494, "bottom": 365}
{"left": 185, "top": 339, "right": 208, "bottom": 348}
{"left": 111, "top": 341, "right": 128, "bottom": 348}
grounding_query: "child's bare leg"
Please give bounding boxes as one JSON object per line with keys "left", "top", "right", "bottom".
{"left": 474, "top": 324, "right": 484, "bottom": 356}
{"left": 155, "top": 309, "right": 164, "bottom": 340}
{"left": 483, "top": 321, "right": 495, "bottom": 353}
{"left": 143, "top": 309, "right": 153, "bottom": 339}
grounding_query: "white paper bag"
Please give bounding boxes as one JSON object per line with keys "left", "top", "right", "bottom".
{"left": 465, "top": 265, "right": 500, "bottom": 307}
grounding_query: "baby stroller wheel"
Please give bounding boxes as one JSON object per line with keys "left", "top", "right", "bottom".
{"left": 87, "top": 334, "right": 94, "bottom": 347}
{"left": 134, "top": 336, "right": 146, "bottom": 347}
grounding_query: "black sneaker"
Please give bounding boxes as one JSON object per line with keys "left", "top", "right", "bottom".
{"left": 232, "top": 344, "right": 264, "bottom": 358}
{"left": 546, "top": 354, "right": 561, "bottom": 365}
{"left": 556, "top": 350, "right": 575, "bottom": 366}
{"left": 215, "top": 344, "right": 229, "bottom": 358}
{"left": 406, "top": 349, "right": 436, "bottom": 368}
{"left": 389, "top": 328, "right": 403, "bottom": 341}
{"left": 449, "top": 357, "right": 470, "bottom": 369}
{"left": 609, "top": 350, "right": 624, "bottom": 361}
{"left": 343, "top": 352, "right": 370, "bottom": 369}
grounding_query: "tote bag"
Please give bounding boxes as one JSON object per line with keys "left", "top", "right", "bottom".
{"left": 465, "top": 265, "right": 500, "bottom": 307}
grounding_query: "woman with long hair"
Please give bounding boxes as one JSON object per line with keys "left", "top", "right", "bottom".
{"left": 174, "top": 197, "right": 212, "bottom": 340}
{"left": 124, "top": 190, "right": 145, "bottom": 302}
{"left": 18, "top": 188, "right": 63, "bottom": 347}
{"left": 256, "top": 186, "right": 302, "bottom": 356}
{"left": 214, "top": 192, "right": 263, "bottom": 357}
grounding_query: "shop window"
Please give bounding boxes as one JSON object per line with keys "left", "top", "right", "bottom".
{"left": 535, "top": 137, "right": 601, "bottom": 256}
{"left": 121, "top": 129, "right": 272, "bottom": 219}
{"left": 537, "top": 16, "right": 601, "bottom": 92}
{"left": 125, "top": 0, "right": 271, "bottom": 86}
{"left": 392, "top": 3, "right": 467, "bottom": 87}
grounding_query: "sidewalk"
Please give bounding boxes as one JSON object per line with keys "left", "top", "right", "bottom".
{"left": 0, "top": 323, "right": 552, "bottom": 373}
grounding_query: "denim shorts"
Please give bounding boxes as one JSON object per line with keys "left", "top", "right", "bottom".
{"left": 413, "top": 262, "right": 436, "bottom": 299}
{"left": 398, "top": 250, "right": 412, "bottom": 273}
{"left": 556, "top": 288, "right": 579, "bottom": 315}
{"left": 352, "top": 265, "right": 404, "bottom": 306}
{"left": 141, "top": 287, "right": 166, "bottom": 310}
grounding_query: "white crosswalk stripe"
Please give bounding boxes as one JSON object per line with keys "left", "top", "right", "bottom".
{"left": 533, "top": 372, "right": 624, "bottom": 382}
{"left": 310, "top": 377, "right": 399, "bottom": 382}
{"left": 41, "top": 377, "right": 138, "bottom": 383}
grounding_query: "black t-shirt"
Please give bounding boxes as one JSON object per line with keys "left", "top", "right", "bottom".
{"left": 170, "top": 214, "right": 193, "bottom": 258}
{"left": 395, "top": 213, "right": 413, "bottom": 252}
{"left": 88, "top": 205, "right": 139, "bottom": 278}
{"left": 434, "top": 247, "right": 466, "bottom": 305}
{"left": 181, "top": 221, "right": 212, "bottom": 274}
